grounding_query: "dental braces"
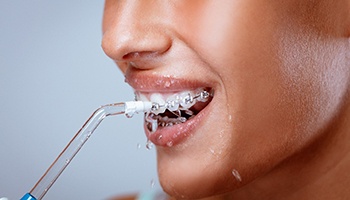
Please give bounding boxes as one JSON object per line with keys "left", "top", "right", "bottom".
{"left": 150, "top": 89, "right": 211, "bottom": 113}
{"left": 145, "top": 89, "right": 213, "bottom": 132}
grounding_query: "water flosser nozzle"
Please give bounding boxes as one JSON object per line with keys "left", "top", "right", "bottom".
{"left": 20, "top": 101, "right": 152, "bottom": 200}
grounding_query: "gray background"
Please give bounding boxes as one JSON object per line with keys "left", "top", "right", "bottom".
{"left": 0, "top": 1, "right": 160, "bottom": 199}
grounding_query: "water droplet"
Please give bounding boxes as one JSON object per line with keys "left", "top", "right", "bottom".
{"left": 209, "top": 148, "right": 215, "bottom": 154}
{"left": 232, "top": 169, "right": 242, "bottom": 182}
{"left": 150, "top": 179, "right": 155, "bottom": 189}
{"left": 158, "top": 134, "right": 163, "bottom": 141}
{"left": 137, "top": 143, "right": 141, "bottom": 149}
{"left": 146, "top": 140, "right": 154, "bottom": 150}
{"left": 145, "top": 112, "right": 159, "bottom": 133}
{"left": 165, "top": 80, "right": 171, "bottom": 88}
{"left": 178, "top": 117, "right": 187, "bottom": 123}
{"left": 166, "top": 141, "right": 173, "bottom": 147}
{"left": 125, "top": 113, "right": 133, "bottom": 118}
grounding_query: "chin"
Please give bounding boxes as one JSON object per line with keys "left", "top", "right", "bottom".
{"left": 157, "top": 165, "right": 227, "bottom": 199}
{"left": 155, "top": 127, "right": 246, "bottom": 199}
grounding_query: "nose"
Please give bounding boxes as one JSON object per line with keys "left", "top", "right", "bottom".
{"left": 101, "top": 1, "right": 172, "bottom": 69}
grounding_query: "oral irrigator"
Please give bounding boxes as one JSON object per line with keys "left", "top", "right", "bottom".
{"left": 20, "top": 101, "right": 152, "bottom": 200}
{"left": 18, "top": 88, "right": 212, "bottom": 200}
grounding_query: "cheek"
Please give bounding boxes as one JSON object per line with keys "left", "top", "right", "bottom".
{"left": 276, "top": 36, "right": 349, "bottom": 134}
{"left": 232, "top": 32, "right": 349, "bottom": 178}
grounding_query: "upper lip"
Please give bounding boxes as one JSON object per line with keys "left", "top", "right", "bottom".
{"left": 125, "top": 71, "right": 213, "bottom": 92}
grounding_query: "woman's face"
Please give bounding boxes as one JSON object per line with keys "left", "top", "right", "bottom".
{"left": 102, "top": 0, "right": 349, "bottom": 199}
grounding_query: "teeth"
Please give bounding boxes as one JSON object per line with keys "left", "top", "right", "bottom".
{"left": 179, "top": 91, "right": 196, "bottom": 109}
{"left": 150, "top": 93, "right": 166, "bottom": 114}
{"left": 155, "top": 116, "right": 186, "bottom": 128}
{"left": 136, "top": 88, "right": 211, "bottom": 114}
{"left": 178, "top": 117, "right": 187, "bottom": 122}
{"left": 137, "top": 93, "right": 148, "bottom": 101}
{"left": 197, "top": 90, "right": 210, "bottom": 102}
{"left": 166, "top": 94, "right": 180, "bottom": 111}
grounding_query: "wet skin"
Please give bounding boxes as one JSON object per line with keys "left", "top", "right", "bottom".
{"left": 102, "top": 1, "right": 350, "bottom": 199}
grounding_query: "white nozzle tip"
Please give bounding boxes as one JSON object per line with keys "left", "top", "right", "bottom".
{"left": 124, "top": 101, "right": 152, "bottom": 117}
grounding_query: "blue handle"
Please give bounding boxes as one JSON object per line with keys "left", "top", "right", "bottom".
{"left": 20, "top": 193, "right": 36, "bottom": 200}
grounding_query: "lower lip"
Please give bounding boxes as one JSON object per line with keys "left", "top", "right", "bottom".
{"left": 144, "top": 100, "right": 212, "bottom": 147}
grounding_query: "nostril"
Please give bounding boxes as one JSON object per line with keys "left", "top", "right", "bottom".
{"left": 123, "top": 51, "right": 138, "bottom": 60}
{"left": 123, "top": 51, "right": 165, "bottom": 70}
{"left": 122, "top": 51, "right": 140, "bottom": 60}
{"left": 122, "top": 51, "right": 161, "bottom": 60}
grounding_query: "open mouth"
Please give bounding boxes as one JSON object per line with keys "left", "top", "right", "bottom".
{"left": 135, "top": 88, "right": 214, "bottom": 132}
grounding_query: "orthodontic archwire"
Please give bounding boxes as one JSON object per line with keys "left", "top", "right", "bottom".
{"left": 150, "top": 89, "right": 212, "bottom": 112}
{"left": 19, "top": 89, "right": 212, "bottom": 200}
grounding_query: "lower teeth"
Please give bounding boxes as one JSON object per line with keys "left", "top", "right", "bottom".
{"left": 145, "top": 112, "right": 190, "bottom": 132}
{"left": 159, "top": 117, "right": 187, "bottom": 127}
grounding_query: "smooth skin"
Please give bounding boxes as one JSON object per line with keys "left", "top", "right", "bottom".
{"left": 102, "top": 1, "right": 350, "bottom": 199}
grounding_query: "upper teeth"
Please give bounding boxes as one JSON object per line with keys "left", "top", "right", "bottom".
{"left": 165, "top": 93, "right": 180, "bottom": 111}
{"left": 135, "top": 88, "right": 210, "bottom": 115}
{"left": 150, "top": 93, "right": 166, "bottom": 114}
